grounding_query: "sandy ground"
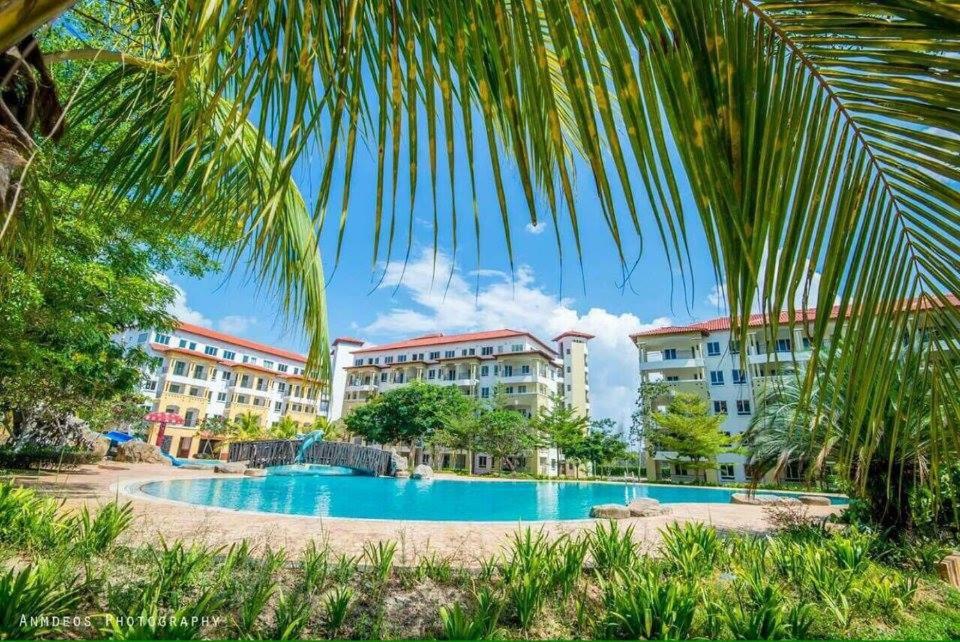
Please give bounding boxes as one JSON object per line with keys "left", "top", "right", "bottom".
{"left": 6, "top": 463, "right": 840, "bottom": 566}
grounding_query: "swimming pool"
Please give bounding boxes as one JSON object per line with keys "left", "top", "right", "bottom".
{"left": 137, "top": 474, "right": 845, "bottom": 521}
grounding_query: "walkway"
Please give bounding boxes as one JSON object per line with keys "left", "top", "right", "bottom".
{"left": 6, "top": 464, "right": 840, "bottom": 564}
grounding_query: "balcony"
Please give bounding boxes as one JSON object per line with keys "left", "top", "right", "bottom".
{"left": 639, "top": 356, "right": 703, "bottom": 371}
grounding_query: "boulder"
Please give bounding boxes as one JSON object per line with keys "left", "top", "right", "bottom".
{"left": 798, "top": 494, "right": 831, "bottom": 506}
{"left": 412, "top": 464, "right": 434, "bottom": 480}
{"left": 114, "top": 440, "right": 171, "bottom": 465}
{"left": 390, "top": 451, "right": 408, "bottom": 473}
{"left": 937, "top": 553, "right": 960, "bottom": 588}
{"left": 627, "top": 498, "right": 670, "bottom": 517}
{"left": 214, "top": 462, "right": 247, "bottom": 474}
{"left": 83, "top": 429, "right": 111, "bottom": 459}
{"left": 590, "top": 504, "right": 631, "bottom": 519}
{"left": 243, "top": 468, "right": 267, "bottom": 477}
{"left": 731, "top": 492, "right": 802, "bottom": 506}
{"left": 178, "top": 461, "right": 212, "bottom": 470}
{"left": 394, "top": 470, "right": 410, "bottom": 479}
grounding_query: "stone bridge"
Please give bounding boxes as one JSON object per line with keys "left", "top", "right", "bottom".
{"left": 227, "top": 439, "right": 394, "bottom": 476}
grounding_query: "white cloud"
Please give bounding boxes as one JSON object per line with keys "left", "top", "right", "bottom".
{"left": 218, "top": 315, "right": 258, "bottom": 335}
{"left": 525, "top": 220, "right": 548, "bottom": 235}
{"left": 363, "top": 249, "right": 670, "bottom": 424}
{"left": 160, "top": 276, "right": 212, "bottom": 326}
{"left": 705, "top": 252, "right": 823, "bottom": 313}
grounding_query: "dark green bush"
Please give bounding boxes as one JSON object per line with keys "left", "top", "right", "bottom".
{"left": 0, "top": 445, "right": 102, "bottom": 470}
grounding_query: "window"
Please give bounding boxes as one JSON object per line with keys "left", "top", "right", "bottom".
{"left": 720, "top": 464, "right": 735, "bottom": 481}
{"left": 468, "top": 348, "right": 476, "bottom": 356}
{"left": 505, "top": 386, "right": 514, "bottom": 394}
{"left": 240, "top": 374, "right": 251, "bottom": 388}
{"left": 713, "top": 400, "right": 728, "bottom": 414}
{"left": 137, "top": 332, "right": 149, "bottom": 343}
{"left": 216, "top": 392, "right": 227, "bottom": 402}
{"left": 172, "top": 361, "right": 186, "bottom": 376}
{"left": 521, "top": 365, "right": 531, "bottom": 374}
{"left": 666, "top": 375, "right": 680, "bottom": 382}
{"left": 736, "top": 399, "right": 752, "bottom": 415}
{"left": 444, "top": 350, "right": 455, "bottom": 358}
{"left": 710, "top": 370, "right": 725, "bottom": 386}
{"left": 478, "top": 455, "right": 488, "bottom": 468}
{"left": 354, "top": 358, "right": 364, "bottom": 366}
{"left": 480, "top": 365, "right": 489, "bottom": 376}
{"left": 397, "top": 355, "right": 407, "bottom": 362}
{"left": 155, "top": 333, "right": 171, "bottom": 345}
{"left": 235, "top": 394, "right": 248, "bottom": 404}
{"left": 518, "top": 385, "right": 527, "bottom": 394}
{"left": 706, "top": 341, "right": 721, "bottom": 356}
{"left": 193, "top": 365, "right": 206, "bottom": 380}
{"left": 428, "top": 369, "right": 436, "bottom": 380}
{"left": 384, "top": 356, "right": 394, "bottom": 364}
{"left": 801, "top": 336, "right": 811, "bottom": 351}
{"left": 263, "top": 360, "right": 274, "bottom": 369}
{"left": 481, "top": 346, "right": 493, "bottom": 356}
{"left": 503, "top": 365, "right": 513, "bottom": 377}
{"left": 275, "top": 402, "right": 283, "bottom": 412}
{"left": 204, "top": 346, "right": 218, "bottom": 356}
{"left": 277, "top": 382, "right": 287, "bottom": 393}
{"left": 277, "top": 363, "right": 288, "bottom": 373}
{"left": 143, "top": 380, "right": 157, "bottom": 391}
{"left": 729, "top": 340, "right": 740, "bottom": 355}
{"left": 253, "top": 397, "right": 265, "bottom": 407}
{"left": 380, "top": 372, "right": 388, "bottom": 382}
{"left": 663, "top": 348, "right": 677, "bottom": 360}
{"left": 395, "top": 373, "right": 404, "bottom": 383}
{"left": 221, "top": 371, "right": 231, "bottom": 381}
{"left": 511, "top": 343, "right": 524, "bottom": 352}
{"left": 189, "top": 386, "right": 202, "bottom": 397}
{"left": 776, "top": 338, "right": 792, "bottom": 352}
{"left": 429, "top": 351, "right": 440, "bottom": 360}
{"left": 179, "top": 339, "right": 197, "bottom": 351}
{"left": 223, "top": 350, "right": 236, "bottom": 360}
{"left": 481, "top": 387, "right": 490, "bottom": 398}
{"left": 168, "top": 383, "right": 184, "bottom": 394}
{"left": 732, "top": 369, "right": 747, "bottom": 384}
{"left": 412, "top": 353, "right": 424, "bottom": 361}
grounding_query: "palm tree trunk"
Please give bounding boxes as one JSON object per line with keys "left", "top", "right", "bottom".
{"left": 0, "top": 0, "right": 76, "bottom": 51}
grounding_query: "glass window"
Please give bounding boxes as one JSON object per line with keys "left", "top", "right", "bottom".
{"left": 720, "top": 464, "right": 735, "bottom": 480}
{"left": 193, "top": 365, "right": 205, "bottom": 380}
{"left": 481, "top": 387, "right": 490, "bottom": 398}
{"left": 729, "top": 340, "right": 740, "bottom": 355}
{"left": 384, "top": 356, "right": 394, "bottom": 364}
{"left": 204, "top": 346, "right": 218, "bottom": 356}
{"left": 480, "top": 366, "right": 489, "bottom": 376}
{"left": 168, "top": 383, "right": 183, "bottom": 394}
{"left": 264, "top": 360, "right": 274, "bottom": 369}
{"left": 429, "top": 351, "right": 440, "bottom": 360}
{"left": 663, "top": 348, "right": 677, "bottom": 360}
{"left": 710, "top": 370, "right": 724, "bottom": 386}
{"left": 216, "top": 392, "right": 227, "bottom": 402}
{"left": 511, "top": 343, "right": 523, "bottom": 352}
{"left": 277, "top": 363, "right": 288, "bottom": 372}
{"left": 776, "top": 338, "right": 792, "bottom": 352}
{"left": 713, "top": 400, "right": 728, "bottom": 414}
{"left": 240, "top": 374, "right": 251, "bottom": 388}
{"left": 737, "top": 399, "right": 752, "bottom": 415}
{"left": 732, "top": 369, "right": 747, "bottom": 384}
{"left": 706, "top": 341, "right": 721, "bottom": 356}
{"left": 481, "top": 346, "right": 493, "bottom": 356}
{"left": 521, "top": 365, "right": 531, "bottom": 374}
{"left": 172, "top": 361, "right": 186, "bottom": 376}
{"left": 223, "top": 350, "right": 236, "bottom": 360}
{"left": 154, "top": 333, "right": 171, "bottom": 345}
{"left": 444, "top": 350, "right": 455, "bottom": 358}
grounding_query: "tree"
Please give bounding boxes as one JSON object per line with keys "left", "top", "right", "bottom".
{"left": 429, "top": 400, "right": 483, "bottom": 473}
{"left": 646, "top": 393, "right": 733, "bottom": 482}
{"left": 743, "top": 342, "right": 958, "bottom": 531}
{"left": 227, "top": 413, "right": 267, "bottom": 442}
{"left": 474, "top": 408, "right": 543, "bottom": 473}
{"left": 532, "top": 392, "right": 588, "bottom": 475}
{"left": 4, "top": 1, "right": 957, "bottom": 498}
{"left": 270, "top": 416, "right": 300, "bottom": 440}
{"left": 343, "top": 381, "right": 473, "bottom": 464}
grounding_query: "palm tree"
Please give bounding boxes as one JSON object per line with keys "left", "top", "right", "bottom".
{"left": 227, "top": 412, "right": 266, "bottom": 442}
{"left": 3, "top": 1, "right": 958, "bottom": 496}
{"left": 743, "top": 341, "right": 956, "bottom": 529}
{"left": 270, "top": 415, "right": 301, "bottom": 440}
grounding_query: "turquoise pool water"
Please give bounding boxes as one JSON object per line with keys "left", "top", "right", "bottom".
{"left": 138, "top": 473, "right": 845, "bottom": 521}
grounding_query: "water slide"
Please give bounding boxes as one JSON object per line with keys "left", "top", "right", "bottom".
{"left": 295, "top": 430, "right": 325, "bottom": 463}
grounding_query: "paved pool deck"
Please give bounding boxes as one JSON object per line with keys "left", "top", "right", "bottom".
{"left": 6, "top": 463, "right": 841, "bottom": 565}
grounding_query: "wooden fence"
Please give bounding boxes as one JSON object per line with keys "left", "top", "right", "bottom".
{"left": 227, "top": 439, "right": 393, "bottom": 476}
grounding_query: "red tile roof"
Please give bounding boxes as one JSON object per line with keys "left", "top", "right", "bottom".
{"left": 333, "top": 337, "right": 365, "bottom": 346}
{"left": 176, "top": 322, "right": 306, "bottom": 362}
{"left": 553, "top": 331, "right": 596, "bottom": 341}
{"left": 630, "top": 295, "right": 960, "bottom": 340}
{"left": 352, "top": 328, "right": 557, "bottom": 356}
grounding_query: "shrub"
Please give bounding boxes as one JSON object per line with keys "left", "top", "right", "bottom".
{"left": 0, "top": 445, "right": 103, "bottom": 470}
{"left": 589, "top": 521, "right": 638, "bottom": 574}
{"left": 75, "top": 501, "right": 134, "bottom": 555}
{"left": 438, "top": 587, "right": 502, "bottom": 640}
{"left": 321, "top": 586, "right": 353, "bottom": 636}
{"left": 0, "top": 564, "right": 84, "bottom": 638}
{"left": 601, "top": 566, "right": 697, "bottom": 639}
{"left": 660, "top": 522, "right": 725, "bottom": 576}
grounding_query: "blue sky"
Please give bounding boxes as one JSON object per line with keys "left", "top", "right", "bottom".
{"left": 169, "top": 121, "right": 733, "bottom": 427}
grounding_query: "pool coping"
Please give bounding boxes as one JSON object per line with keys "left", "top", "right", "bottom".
{"left": 115, "top": 473, "right": 843, "bottom": 526}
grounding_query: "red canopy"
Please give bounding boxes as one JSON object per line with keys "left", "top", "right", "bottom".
{"left": 144, "top": 411, "right": 185, "bottom": 425}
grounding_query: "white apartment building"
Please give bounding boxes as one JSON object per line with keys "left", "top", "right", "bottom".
{"left": 331, "top": 328, "right": 593, "bottom": 476}
{"left": 631, "top": 310, "right": 825, "bottom": 484}
{"left": 118, "top": 324, "right": 341, "bottom": 458}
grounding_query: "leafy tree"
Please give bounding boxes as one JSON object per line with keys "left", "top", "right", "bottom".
{"left": 647, "top": 393, "right": 733, "bottom": 482}
{"left": 474, "top": 408, "right": 543, "bottom": 473}
{"left": 270, "top": 416, "right": 300, "bottom": 440}
{"left": 343, "top": 381, "right": 473, "bottom": 464}
{"left": 428, "top": 400, "right": 484, "bottom": 473}
{"left": 532, "top": 392, "right": 589, "bottom": 475}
